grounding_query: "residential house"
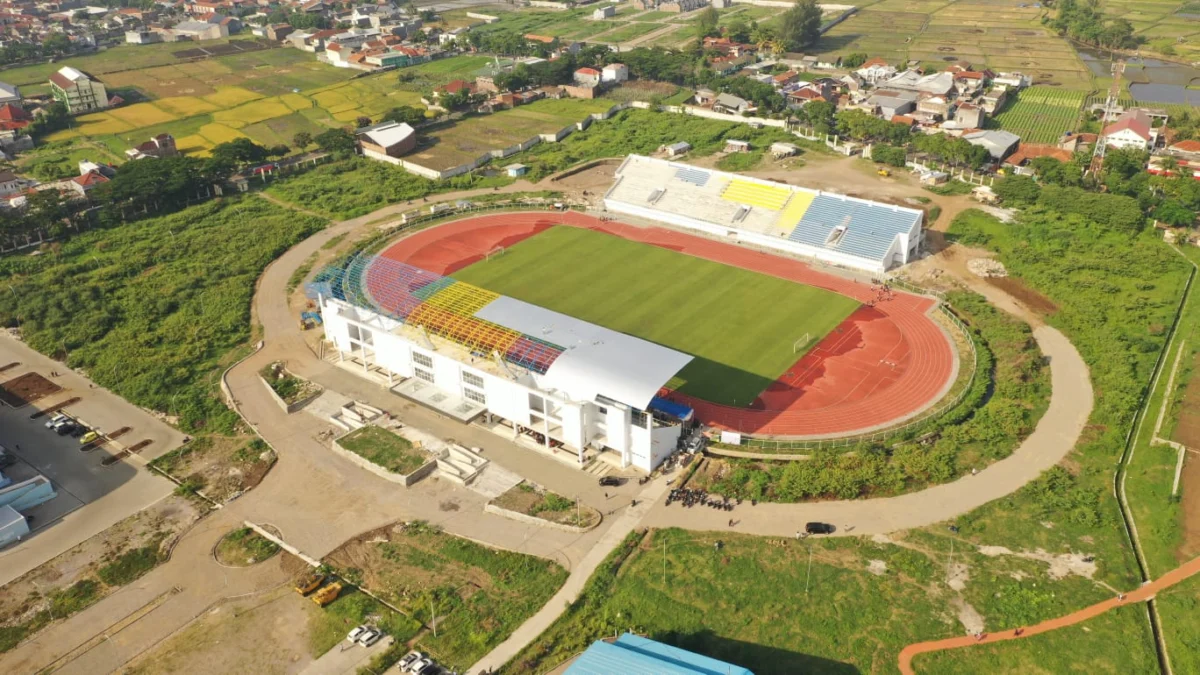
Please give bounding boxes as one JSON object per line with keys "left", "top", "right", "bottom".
{"left": 265, "top": 23, "right": 292, "bottom": 40}
{"left": 357, "top": 120, "right": 416, "bottom": 159}
{"left": 48, "top": 67, "right": 108, "bottom": 114}
{"left": 1002, "top": 144, "right": 1073, "bottom": 175}
{"left": 915, "top": 94, "right": 951, "bottom": 121}
{"left": 0, "top": 82, "right": 18, "bottom": 106}
{"left": 725, "top": 139, "right": 749, "bottom": 153}
{"left": 124, "top": 133, "right": 177, "bottom": 160}
{"left": 574, "top": 67, "right": 601, "bottom": 86}
{"left": 0, "top": 103, "right": 31, "bottom": 131}
{"left": 1102, "top": 108, "right": 1155, "bottom": 151}
{"left": 963, "top": 129, "right": 1019, "bottom": 161}
{"left": 953, "top": 102, "right": 984, "bottom": 129}
{"left": 866, "top": 89, "right": 917, "bottom": 118}
{"left": 883, "top": 70, "right": 956, "bottom": 97}
{"left": 978, "top": 88, "right": 1007, "bottom": 114}
{"left": 992, "top": 72, "right": 1029, "bottom": 90}
{"left": 169, "top": 19, "right": 227, "bottom": 40}
{"left": 787, "top": 86, "right": 826, "bottom": 108}
{"left": 952, "top": 70, "right": 987, "bottom": 96}
{"left": 592, "top": 4, "right": 614, "bottom": 19}
{"left": 693, "top": 87, "right": 717, "bottom": 105}
{"left": 601, "top": 63, "right": 628, "bottom": 83}
{"left": 0, "top": 170, "right": 22, "bottom": 197}
{"left": 772, "top": 70, "right": 799, "bottom": 87}
{"left": 710, "top": 54, "right": 751, "bottom": 75}
{"left": 1168, "top": 139, "right": 1200, "bottom": 161}
{"left": 855, "top": 57, "right": 896, "bottom": 85}
{"left": 70, "top": 170, "right": 108, "bottom": 197}
{"left": 433, "top": 79, "right": 476, "bottom": 99}
{"left": 713, "top": 92, "right": 751, "bottom": 114}
{"left": 1058, "top": 131, "right": 1097, "bottom": 154}
{"left": 125, "top": 29, "right": 161, "bottom": 43}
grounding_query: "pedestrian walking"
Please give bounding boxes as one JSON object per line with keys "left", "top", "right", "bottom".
{"left": 728, "top": 518, "right": 733, "bottom": 527}
{"left": 604, "top": 491, "right": 608, "bottom": 499}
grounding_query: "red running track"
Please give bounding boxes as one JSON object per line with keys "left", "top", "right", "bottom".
{"left": 377, "top": 212, "right": 956, "bottom": 437}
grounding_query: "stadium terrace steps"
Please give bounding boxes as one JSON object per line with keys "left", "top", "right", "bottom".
{"left": 673, "top": 166, "right": 711, "bottom": 187}
{"left": 773, "top": 190, "right": 817, "bottom": 232}
{"left": 788, "top": 195, "right": 920, "bottom": 261}
{"left": 720, "top": 179, "right": 792, "bottom": 211}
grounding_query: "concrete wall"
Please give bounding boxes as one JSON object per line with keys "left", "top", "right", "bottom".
{"left": 258, "top": 368, "right": 322, "bottom": 414}
{"left": 483, "top": 501, "right": 600, "bottom": 532}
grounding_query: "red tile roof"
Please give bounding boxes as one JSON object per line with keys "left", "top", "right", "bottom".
{"left": 1103, "top": 109, "right": 1152, "bottom": 141}
{"left": 48, "top": 71, "right": 73, "bottom": 90}
{"left": 1004, "top": 144, "right": 1073, "bottom": 166}
{"left": 72, "top": 171, "right": 109, "bottom": 188}
{"left": 860, "top": 57, "right": 890, "bottom": 68}
{"left": 1171, "top": 139, "right": 1200, "bottom": 153}
{"left": 0, "top": 103, "right": 30, "bottom": 121}
{"left": 575, "top": 67, "right": 600, "bottom": 76}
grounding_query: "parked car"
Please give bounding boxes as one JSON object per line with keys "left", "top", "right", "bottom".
{"left": 406, "top": 657, "right": 433, "bottom": 673}
{"left": 398, "top": 652, "right": 425, "bottom": 671}
{"left": 357, "top": 628, "right": 383, "bottom": 647}
{"left": 598, "top": 476, "right": 621, "bottom": 487}
{"left": 44, "top": 413, "right": 68, "bottom": 429}
{"left": 54, "top": 422, "right": 78, "bottom": 436}
{"left": 805, "top": 522, "right": 835, "bottom": 535}
{"left": 347, "top": 626, "right": 367, "bottom": 643}
{"left": 0, "top": 450, "right": 15, "bottom": 469}
{"left": 417, "top": 664, "right": 441, "bottom": 675}
{"left": 79, "top": 431, "right": 100, "bottom": 445}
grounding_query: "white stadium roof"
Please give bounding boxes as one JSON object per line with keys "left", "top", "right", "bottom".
{"left": 475, "top": 296, "right": 693, "bottom": 410}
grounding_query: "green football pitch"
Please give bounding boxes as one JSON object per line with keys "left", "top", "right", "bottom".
{"left": 452, "top": 226, "right": 860, "bottom": 406}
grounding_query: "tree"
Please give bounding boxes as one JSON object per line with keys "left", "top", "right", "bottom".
{"left": 210, "top": 138, "right": 268, "bottom": 167}
{"left": 725, "top": 17, "right": 753, "bottom": 43}
{"left": 293, "top": 132, "right": 312, "bottom": 149}
{"left": 314, "top": 128, "right": 357, "bottom": 155}
{"left": 696, "top": 6, "right": 720, "bottom": 39}
{"left": 267, "top": 144, "right": 289, "bottom": 158}
{"left": 777, "top": 0, "right": 823, "bottom": 52}
{"left": 380, "top": 106, "right": 426, "bottom": 126}
{"left": 841, "top": 53, "right": 869, "bottom": 68}
{"left": 43, "top": 33, "right": 71, "bottom": 56}
{"left": 355, "top": 115, "right": 373, "bottom": 128}
{"left": 993, "top": 175, "right": 1042, "bottom": 204}
{"left": 1154, "top": 200, "right": 1196, "bottom": 228}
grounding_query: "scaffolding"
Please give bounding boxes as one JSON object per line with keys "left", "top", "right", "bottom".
{"left": 308, "top": 254, "right": 566, "bottom": 375}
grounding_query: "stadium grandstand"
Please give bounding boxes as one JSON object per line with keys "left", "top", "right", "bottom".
{"left": 603, "top": 155, "right": 924, "bottom": 273}
{"left": 309, "top": 254, "right": 697, "bottom": 472}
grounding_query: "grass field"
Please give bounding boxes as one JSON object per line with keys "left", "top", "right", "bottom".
{"left": 452, "top": 226, "right": 859, "bottom": 405}
{"left": 992, "top": 87, "right": 1088, "bottom": 143}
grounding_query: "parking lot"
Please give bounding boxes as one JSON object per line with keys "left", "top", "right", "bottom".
{"left": 0, "top": 334, "right": 183, "bottom": 586}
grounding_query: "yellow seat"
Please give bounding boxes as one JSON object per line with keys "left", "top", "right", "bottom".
{"left": 721, "top": 180, "right": 792, "bottom": 211}
{"left": 774, "top": 190, "right": 817, "bottom": 231}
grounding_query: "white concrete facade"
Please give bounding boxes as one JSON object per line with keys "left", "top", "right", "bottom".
{"left": 319, "top": 297, "right": 683, "bottom": 472}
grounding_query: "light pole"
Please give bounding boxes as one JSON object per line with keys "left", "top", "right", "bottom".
{"left": 804, "top": 544, "right": 813, "bottom": 594}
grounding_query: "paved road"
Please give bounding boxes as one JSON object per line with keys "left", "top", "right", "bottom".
{"left": 898, "top": 554, "right": 1200, "bottom": 674}
{"left": 299, "top": 634, "right": 393, "bottom": 675}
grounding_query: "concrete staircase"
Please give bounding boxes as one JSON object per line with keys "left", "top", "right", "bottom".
{"left": 329, "top": 401, "right": 383, "bottom": 432}
{"left": 436, "top": 444, "right": 489, "bottom": 486}
{"left": 583, "top": 459, "right": 613, "bottom": 478}
{"left": 468, "top": 464, "right": 523, "bottom": 499}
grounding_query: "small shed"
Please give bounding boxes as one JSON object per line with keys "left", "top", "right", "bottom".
{"left": 505, "top": 163, "right": 528, "bottom": 177}
{"left": 770, "top": 142, "right": 800, "bottom": 158}
{"left": 725, "top": 139, "right": 750, "bottom": 153}
{"left": 665, "top": 141, "right": 691, "bottom": 157}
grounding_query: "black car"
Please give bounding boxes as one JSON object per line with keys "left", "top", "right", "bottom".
{"left": 805, "top": 522, "right": 835, "bottom": 535}
{"left": 598, "top": 476, "right": 622, "bottom": 487}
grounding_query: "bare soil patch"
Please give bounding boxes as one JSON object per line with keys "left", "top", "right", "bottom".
{"left": 0, "top": 371, "right": 62, "bottom": 408}
{"left": 148, "top": 434, "right": 276, "bottom": 503}
{"left": 985, "top": 276, "right": 1058, "bottom": 316}
{"left": 1177, "top": 452, "right": 1200, "bottom": 561}
{"left": 1172, "top": 350, "right": 1200, "bottom": 448}
{"left": 123, "top": 584, "right": 314, "bottom": 675}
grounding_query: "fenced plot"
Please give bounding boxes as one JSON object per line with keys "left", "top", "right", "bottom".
{"left": 992, "top": 87, "right": 1088, "bottom": 144}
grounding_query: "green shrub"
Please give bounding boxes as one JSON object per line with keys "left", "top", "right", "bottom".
{"left": 98, "top": 547, "right": 161, "bottom": 586}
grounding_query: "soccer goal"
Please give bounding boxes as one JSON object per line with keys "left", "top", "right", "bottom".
{"left": 793, "top": 333, "right": 812, "bottom": 353}
{"left": 485, "top": 246, "right": 506, "bottom": 261}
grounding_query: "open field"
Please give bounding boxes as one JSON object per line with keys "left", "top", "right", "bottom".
{"left": 452, "top": 226, "right": 859, "bottom": 406}
{"left": 410, "top": 98, "right": 615, "bottom": 170}
{"left": 992, "top": 87, "right": 1088, "bottom": 144}
{"left": 1100, "top": 0, "right": 1200, "bottom": 58}
{"left": 325, "top": 522, "right": 567, "bottom": 671}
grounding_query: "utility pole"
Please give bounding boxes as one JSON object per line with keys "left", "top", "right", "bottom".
{"left": 430, "top": 595, "right": 437, "bottom": 637}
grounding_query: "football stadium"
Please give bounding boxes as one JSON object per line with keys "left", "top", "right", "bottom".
{"left": 312, "top": 168, "right": 955, "bottom": 472}
{"left": 604, "top": 155, "right": 924, "bottom": 274}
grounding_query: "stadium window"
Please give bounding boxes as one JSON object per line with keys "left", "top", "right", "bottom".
{"left": 597, "top": 406, "right": 608, "bottom": 416}
{"left": 464, "top": 388, "right": 486, "bottom": 405}
{"left": 348, "top": 325, "right": 360, "bottom": 341}
{"left": 414, "top": 367, "right": 435, "bottom": 384}
{"left": 631, "top": 410, "right": 648, "bottom": 429}
{"left": 413, "top": 351, "right": 433, "bottom": 369}
{"left": 462, "top": 371, "right": 484, "bottom": 388}
{"left": 528, "top": 393, "right": 545, "bottom": 413}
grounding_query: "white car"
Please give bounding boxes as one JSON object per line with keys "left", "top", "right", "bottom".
{"left": 406, "top": 657, "right": 433, "bottom": 673}
{"left": 44, "top": 413, "right": 68, "bottom": 429}
{"left": 357, "top": 628, "right": 383, "bottom": 647}
{"left": 347, "top": 625, "right": 367, "bottom": 643}
{"left": 398, "top": 651, "right": 424, "bottom": 671}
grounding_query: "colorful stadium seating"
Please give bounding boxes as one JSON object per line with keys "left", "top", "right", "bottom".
{"left": 774, "top": 190, "right": 817, "bottom": 230}
{"left": 721, "top": 180, "right": 792, "bottom": 211}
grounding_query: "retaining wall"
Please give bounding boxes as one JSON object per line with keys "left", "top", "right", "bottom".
{"left": 330, "top": 432, "right": 439, "bottom": 487}
{"left": 483, "top": 502, "right": 600, "bottom": 533}
{"left": 258, "top": 368, "right": 322, "bottom": 414}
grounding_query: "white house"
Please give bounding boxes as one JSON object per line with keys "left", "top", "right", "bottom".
{"left": 592, "top": 4, "right": 615, "bottom": 18}
{"left": 574, "top": 67, "right": 602, "bottom": 86}
{"left": 1103, "top": 108, "right": 1155, "bottom": 151}
{"left": 601, "top": 63, "right": 628, "bottom": 83}
{"left": 854, "top": 57, "right": 896, "bottom": 85}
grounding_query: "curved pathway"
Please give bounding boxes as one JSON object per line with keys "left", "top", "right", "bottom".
{"left": 898, "top": 554, "right": 1200, "bottom": 674}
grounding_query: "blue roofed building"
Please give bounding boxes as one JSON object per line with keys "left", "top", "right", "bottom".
{"left": 564, "top": 633, "right": 754, "bottom": 675}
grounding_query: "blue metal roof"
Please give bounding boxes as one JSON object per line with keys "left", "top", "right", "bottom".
{"left": 565, "top": 634, "right": 754, "bottom": 675}
{"left": 787, "top": 194, "right": 920, "bottom": 263}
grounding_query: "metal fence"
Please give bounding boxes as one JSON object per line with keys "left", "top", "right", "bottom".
{"left": 736, "top": 300, "right": 980, "bottom": 452}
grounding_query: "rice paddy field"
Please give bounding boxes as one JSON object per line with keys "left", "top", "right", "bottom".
{"left": 1099, "top": 0, "right": 1200, "bottom": 59}
{"left": 452, "top": 226, "right": 859, "bottom": 405}
{"left": 29, "top": 54, "right": 509, "bottom": 159}
{"left": 992, "top": 87, "right": 1088, "bottom": 144}
{"left": 817, "top": 0, "right": 1095, "bottom": 88}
